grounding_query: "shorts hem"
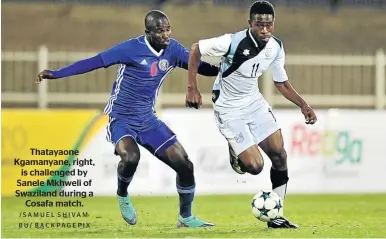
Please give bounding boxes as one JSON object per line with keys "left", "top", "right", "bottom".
{"left": 233, "top": 141, "right": 256, "bottom": 157}
{"left": 154, "top": 135, "right": 177, "bottom": 155}
{"left": 114, "top": 134, "right": 135, "bottom": 146}
{"left": 255, "top": 126, "right": 281, "bottom": 145}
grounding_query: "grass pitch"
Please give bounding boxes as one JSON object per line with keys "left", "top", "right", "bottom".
{"left": 2, "top": 194, "right": 386, "bottom": 238}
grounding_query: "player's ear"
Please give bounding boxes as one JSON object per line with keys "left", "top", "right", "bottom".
{"left": 248, "top": 19, "right": 252, "bottom": 27}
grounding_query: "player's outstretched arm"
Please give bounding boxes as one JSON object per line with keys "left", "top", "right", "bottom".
{"left": 36, "top": 55, "right": 105, "bottom": 84}
{"left": 36, "top": 41, "right": 132, "bottom": 84}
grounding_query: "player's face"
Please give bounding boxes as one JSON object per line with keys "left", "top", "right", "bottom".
{"left": 149, "top": 18, "right": 171, "bottom": 49}
{"left": 248, "top": 14, "right": 274, "bottom": 43}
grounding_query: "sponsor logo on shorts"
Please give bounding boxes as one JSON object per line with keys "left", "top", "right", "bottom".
{"left": 234, "top": 132, "right": 244, "bottom": 143}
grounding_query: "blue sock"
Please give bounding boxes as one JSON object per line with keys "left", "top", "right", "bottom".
{"left": 117, "top": 173, "right": 133, "bottom": 197}
{"left": 176, "top": 184, "right": 195, "bottom": 218}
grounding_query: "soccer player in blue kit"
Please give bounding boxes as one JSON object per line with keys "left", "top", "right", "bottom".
{"left": 36, "top": 10, "right": 218, "bottom": 228}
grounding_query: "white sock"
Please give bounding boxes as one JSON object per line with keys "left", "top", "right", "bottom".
{"left": 273, "top": 183, "right": 287, "bottom": 201}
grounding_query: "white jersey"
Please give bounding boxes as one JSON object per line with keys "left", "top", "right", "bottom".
{"left": 198, "top": 29, "right": 288, "bottom": 114}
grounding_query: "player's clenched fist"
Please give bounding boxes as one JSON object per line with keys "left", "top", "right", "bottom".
{"left": 301, "top": 104, "right": 317, "bottom": 124}
{"left": 36, "top": 70, "right": 54, "bottom": 84}
{"left": 185, "top": 88, "right": 202, "bottom": 109}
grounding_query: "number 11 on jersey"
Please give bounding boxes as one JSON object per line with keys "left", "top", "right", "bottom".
{"left": 251, "top": 63, "right": 259, "bottom": 77}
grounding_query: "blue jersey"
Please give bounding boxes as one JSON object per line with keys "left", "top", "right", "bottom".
{"left": 99, "top": 36, "right": 190, "bottom": 131}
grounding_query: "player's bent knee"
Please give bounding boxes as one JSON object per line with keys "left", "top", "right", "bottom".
{"left": 238, "top": 146, "right": 264, "bottom": 175}
{"left": 118, "top": 150, "right": 140, "bottom": 165}
{"left": 241, "top": 156, "right": 264, "bottom": 175}
{"left": 115, "top": 137, "right": 141, "bottom": 165}
{"left": 246, "top": 160, "right": 264, "bottom": 175}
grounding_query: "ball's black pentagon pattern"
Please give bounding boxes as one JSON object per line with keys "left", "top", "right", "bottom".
{"left": 251, "top": 198, "right": 256, "bottom": 208}
{"left": 273, "top": 199, "right": 282, "bottom": 210}
{"left": 258, "top": 206, "right": 269, "bottom": 217}
{"left": 259, "top": 191, "right": 271, "bottom": 200}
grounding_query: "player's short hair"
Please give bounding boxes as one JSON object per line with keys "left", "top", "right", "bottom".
{"left": 144, "top": 10, "right": 169, "bottom": 31}
{"left": 249, "top": 0, "right": 275, "bottom": 21}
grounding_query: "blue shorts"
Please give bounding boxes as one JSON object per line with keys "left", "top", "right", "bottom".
{"left": 106, "top": 117, "right": 177, "bottom": 157}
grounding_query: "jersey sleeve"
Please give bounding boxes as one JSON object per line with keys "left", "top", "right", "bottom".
{"left": 98, "top": 41, "right": 133, "bottom": 67}
{"left": 172, "top": 40, "right": 219, "bottom": 76}
{"left": 270, "top": 44, "right": 288, "bottom": 82}
{"left": 173, "top": 40, "right": 190, "bottom": 68}
{"left": 198, "top": 34, "right": 232, "bottom": 57}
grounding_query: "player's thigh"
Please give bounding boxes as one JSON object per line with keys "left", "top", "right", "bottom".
{"left": 214, "top": 113, "right": 256, "bottom": 157}
{"left": 258, "top": 129, "right": 287, "bottom": 170}
{"left": 137, "top": 121, "right": 177, "bottom": 157}
{"left": 106, "top": 117, "right": 140, "bottom": 159}
{"left": 258, "top": 129, "right": 285, "bottom": 155}
{"left": 249, "top": 107, "right": 281, "bottom": 147}
{"left": 251, "top": 108, "right": 287, "bottom": 170}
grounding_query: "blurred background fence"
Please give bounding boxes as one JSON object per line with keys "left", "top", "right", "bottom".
{"left": 2, "top": 46, "right": 385, "bottom": 109}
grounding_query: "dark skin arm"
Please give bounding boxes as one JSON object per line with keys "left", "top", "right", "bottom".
{"left": 274, "top": 80, "right": 317, "bottom": 124}
{"left": 185, "top": 43, "right": 202, "bottom": 109}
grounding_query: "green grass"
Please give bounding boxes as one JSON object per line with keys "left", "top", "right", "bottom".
{"left": 2, "top": 194, "right": 386, "bottom": 238}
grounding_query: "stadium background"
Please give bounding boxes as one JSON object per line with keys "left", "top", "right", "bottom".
{"left": 2, "top": 0, "right": 386, "bottom": 238}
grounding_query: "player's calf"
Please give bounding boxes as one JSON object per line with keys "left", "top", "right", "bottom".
{"left": 174, "top": 156, "right": 195, "bottom": 185}
{"left": 266, "top": 149, "right": 287, "bottom": 171}
{"left": 114, "top": 138, "right": 141, "bottom": 225}
{"left": 157, "top": 143, "right": 197, "bottom": 218}
{"left": 174, "top": 159, "right": 195, "bottom": 219}
{"left": 158, "top": 142, "right": 215, "bottom": 228}
{"left": 265, "top": 148, "right": 289, "bottom": 200}
{"left": 116, "top": 150, "right": 140, "bottom": 197}
{"left": 115, "top": 138, "right": 141, "bottom": 197}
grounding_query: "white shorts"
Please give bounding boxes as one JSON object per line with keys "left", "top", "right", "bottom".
{"left": 214, "top": 106, "right": 280, "bottom": 156}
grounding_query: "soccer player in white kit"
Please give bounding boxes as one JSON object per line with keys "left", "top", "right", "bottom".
{"left": 185, "top": 0, "right": 317, "bottom": 228}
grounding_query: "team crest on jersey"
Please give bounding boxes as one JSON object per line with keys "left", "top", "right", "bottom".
{"left": 243, "top": 49, "right": 250, "bottom": 56}
{"left": 265, "top": 48, "right": 273, "bottom": 58}
{"left": 158, "top": 59, "right": 169, "bottom": 72}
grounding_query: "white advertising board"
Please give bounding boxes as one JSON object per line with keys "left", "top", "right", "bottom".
{"left": 65, "top": 109, "right": 386, "bottom": 195}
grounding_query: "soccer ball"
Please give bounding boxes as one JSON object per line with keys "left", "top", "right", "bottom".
{"left": 251, "top": 190, "right": 283, "bottom": 222}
